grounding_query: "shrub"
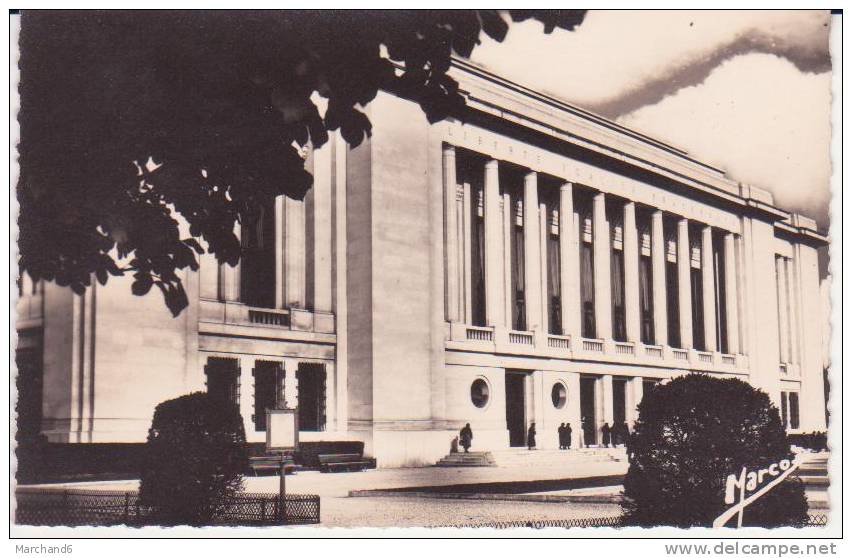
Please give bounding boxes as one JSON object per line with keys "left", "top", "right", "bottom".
{"left": 622, "top": 374, "right": 808, "bottom": 528}
{"left": 139, "top": 392, "right": 248, "bottom": 525}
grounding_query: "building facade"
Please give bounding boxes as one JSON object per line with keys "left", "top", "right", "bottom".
{"left": 15, "top": 60, "right": 829, "bottom": 468}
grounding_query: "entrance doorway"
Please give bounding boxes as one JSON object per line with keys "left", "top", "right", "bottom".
{"left": 505, "top": 372, "right": 527, "bottom": 447}
{"left": 580, "top": 376, "right": 597, "bottom": 446}
{"left": 613, "top": 378, "right": 627, "bottom": 426}
{"left": 296, "top": 363, "right": 326, "bottom": 432}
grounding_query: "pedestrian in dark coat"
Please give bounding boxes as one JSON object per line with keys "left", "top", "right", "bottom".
{"left": 558, "top": 423, "right": 566, "bottom": 449}
{"left": 619, "top": 422, "right": 630, "bottom": 446}
{"left": 601, "top": 422, "right": 612, "bottom": 448}
{"left": 459, "top": 423, "right": 473, "bottom": 453}
{"left": 565, "top": 423, "right": 573, "bottom": 449}
{"left": 527, "top": 422, "right": 537, "bottom": 450}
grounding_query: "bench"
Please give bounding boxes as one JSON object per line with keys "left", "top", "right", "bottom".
{"left": 249, "top": 456, "right": 297, "bottom": 477}
{"left": 318, "top": 453, "right": 373, "bottom": 473}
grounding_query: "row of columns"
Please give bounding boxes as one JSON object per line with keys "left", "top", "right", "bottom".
{"left": 443, "top": 146, "right": 742, "bottom": 353}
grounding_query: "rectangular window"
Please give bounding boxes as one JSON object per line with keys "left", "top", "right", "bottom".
{"left": 510, "top": 194, "right": 526, "bottom": 331}
{"left": 205, "top": 357, "right": 240, "bottom": 411}
{"left": 611, "top": 249, "right": 626, "bottom": 342}
{"left": 296, "top": 363, "right": 327, "bottom": 432}
{"left": 789, "top": 392, "right": 800, "bottom": 429}
{"left": 780, "top": 391, "right": 789, "bottom": 429}
{"left": 470, "top": 187, "right": 486, "bottom": 326}
{"left": 639, "top": 255, "right": 654, "bottom": 344}
{"left": 713, "top": 234, "right": 728, "bottom": 353}
{"left": 241, "top": 197, "right": 277, "bottom": 308}
{"left": 580, "top": 209, "right": 596, "bottom": 338}
{"left": 253, "top": 361, "right": 284, "bottom": 431}
{"left": 666, "top": 261, "right": 680, "bottom": 348}
{"left": 547, "top": 230, "right": 562, "bottom": 334}
{"left": 691, "top": 267, "right": 705, "bottom": 351}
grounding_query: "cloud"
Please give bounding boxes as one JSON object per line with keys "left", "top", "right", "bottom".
{"left": 470, "top": 10, "right": 830, "bottom": 117}
{"left": 617, "top": 53, "right": 831, "bottom": 229}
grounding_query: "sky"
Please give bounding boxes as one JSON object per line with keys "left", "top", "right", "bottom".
{"left": 469, "top": 10, "right": 833, "bottom": 232}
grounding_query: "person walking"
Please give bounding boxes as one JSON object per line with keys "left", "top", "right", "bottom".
{"left": 601, "top": 422, "right": 611, "bottom": 448}
{"left": 527, "top": 422, "right": 537, "bottom": 450}
{"left": 565, "top": 423, "right": 573, "bottom": 450}
{"left": 558, "top": 423, "right": 566, "bottom": 450}
{"left": 459, "top": 423, "right": 473, "bottom": 453}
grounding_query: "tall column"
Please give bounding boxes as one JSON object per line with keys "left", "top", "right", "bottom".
{"left": 484, "top": 160, "right": 504, "bottom": 327}
{"left": 275, "top": 196, "right": 285, "bottom": 308}
{"left": 312, "top": 141, "right": 333, "bottom": 313}
{"left": 283, "top": 197, "right": 306, "bottom": 308}
{"left": 628, "top": 377, "right": 644, "bottom": 427}
{"left": 601, "top": 375, "right": 614, "bottom": 427}
{"left": 443, "top": 146, "right": 460, "bottom": 322}
{"left": 677, "top": 218, "right": 693, "bottom": 349}
{"left": 524, "top": 172, "right": 542, "bottom": 331}
{"left": 701, "top": 226, "right": 717, "bottom": 352}
{"left": 324, "top": 362, "right": 337, "bottom": 431}
{"left": 283, "top": 359, "right": 301, "bottom": 410}
{"left": 225, "top": 223, "right": 241, "bottom": 302}
{"left": 462, "top": 182, "right": 473, "bottom": 323}
{"left": 539, "top": 202, "right": 549, "bottom": 335}
{"left": 776, "top": 256, "right": 790, "bottom": 363}
{"left": 651, "top": 211, "right": 668, "bottom": 345}
{"left": 593, "top": 192, "right": 612, "bottom": 339}
{"left": 623, "top": 202, "right": 640, "bottom": 343}
{"left": 723, "top": 233, "right": 740, "bottom": 354}
{"left": 559, "top": 184, "right": 580, "bottom": 338}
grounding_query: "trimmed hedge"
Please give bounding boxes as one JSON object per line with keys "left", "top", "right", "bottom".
{"left": 622, "top": 374, "right": 809, "bottom": 528}
{"left": 139, "top": 392, "right": 248, "bottom": 526}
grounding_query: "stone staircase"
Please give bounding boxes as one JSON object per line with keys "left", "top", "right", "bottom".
{"left": 798, "top": 452, "right": 829, "bottom": 511}
{"left": 435, "top": 447, "right": 627, "bottom": 468}
{"left": 490, "top": 447, "right": 628, "bottom": 468}
{"left": 435, "top": 451, "right": 497, "bottom": 467}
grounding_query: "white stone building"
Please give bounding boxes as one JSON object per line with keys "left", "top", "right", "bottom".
{"left": 15, "top": 60, "right": 829, "bottom": 468}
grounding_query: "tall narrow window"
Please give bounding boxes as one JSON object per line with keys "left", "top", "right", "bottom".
{"left": 205, "top": 357, "right": 240, "bottom": 411}
{"left": 690, "top": 236, "right": 705, "bottom": 351}
{"left": 665, "top": 224, "right": 680, "bottom": 348}
{"left": 547, "top": 218, "right": 562, "bottom": 334}
{"left": 789, "top": 392, "right": 800, "bottom": 429}
{"left": 780, "top": 391, "right": 789, "bottom": 429}
{"left": 510, "top": 195, "right": 526, "bottom": 330}
{"left": 713, "top": 234, "right": 729, "bottom": 353}
{"left": 241, "top": 197, "right": 277, "bottom": 308}
{"left": 253, "top": 361, "right": 284, "bottom": 431}
{"left": 296, "top": 363, "right": 327, "bottom": 432}
{"left": 579, "top": 206, "right": 596, "bottom": 338}
{"left": 470, "top": 186, "right": 486, "bottom": 326}
{"left": 610, "top": 207, "right": 626, "bottom": 342}
{"left": 638, "top": 218, "right": 654, "bottom": 344}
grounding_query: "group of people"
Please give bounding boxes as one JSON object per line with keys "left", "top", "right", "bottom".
{"left": 456, "top": 420, "right": 629, "bottom": 452}
{"left": 599, "top": 421, "right": 631, "bottom": 447}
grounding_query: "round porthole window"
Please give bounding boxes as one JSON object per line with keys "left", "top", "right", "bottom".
{"left": 551, "top": 382, "right": 568, "bottom": 409}
{"left": 470, "top": 378, "right": 490, "bottom": 409}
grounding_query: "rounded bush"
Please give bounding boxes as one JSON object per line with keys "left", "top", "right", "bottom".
{"left": 622, "top": 374, "right": 808, "bottom": 528}
{"left": 139, "top": 392, "right": 248, "bottom": 526}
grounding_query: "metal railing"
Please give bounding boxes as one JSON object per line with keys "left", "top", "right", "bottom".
{"left": 444, "top": 514, "right": 828, "bottom": 530}
{"left": 14, "top": 489, "right": 320, "bottom": 527}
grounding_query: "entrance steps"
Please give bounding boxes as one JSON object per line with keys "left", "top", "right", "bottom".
{"left": 490, "top": 447, "right": 628, "bottom": 468}
{"left": 435, "top": 451, "right": 497, "bottom": 467}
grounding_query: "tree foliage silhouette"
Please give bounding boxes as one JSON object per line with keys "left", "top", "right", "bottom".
{"left": 17, "top": 10, "right": 586, "bottom": 315}
{"left": 622, "top": 374, "right": 809, "bottom": 528}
